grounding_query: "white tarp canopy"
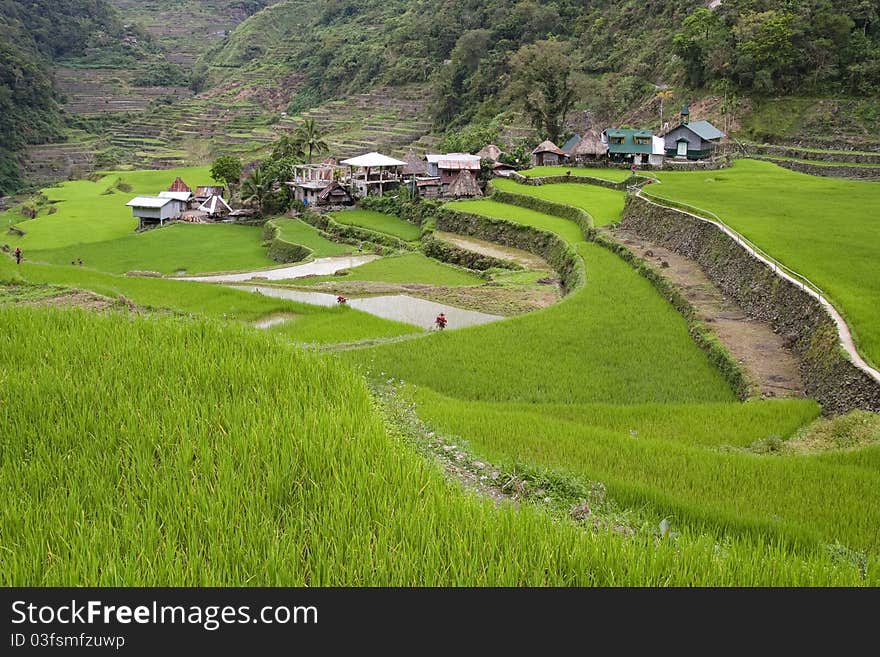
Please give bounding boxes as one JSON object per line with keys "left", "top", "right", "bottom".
{"left": 126, "top": 196, "right": 175, "bottom": 208}
{"left": 340, "top": 152, "right": 407, "bottom": 168}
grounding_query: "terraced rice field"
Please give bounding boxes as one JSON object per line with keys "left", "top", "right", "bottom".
{"left": 520, "top": 166, "right": 632, "bottom": 182}
{"left": 648, "top": 159, "right": 880, "bottom": 368}
{"left": 329, "top": 210, "right": 422, "bottom": 241}
{"left": 1, "top": 305, "right": 873, "bottom": 585}
{"left": 492, "top": 178, "right": 626, "bottom": 226}
{"left": 346, "top": 187, "right": 880, "bottom": 563}
{"left": 3, "top": 162, "right": 879, "bottom": 586}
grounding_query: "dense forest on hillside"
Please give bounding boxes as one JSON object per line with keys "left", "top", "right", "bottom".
{"left": 3, "top": 0, "right": 880, "bottom": 192}
{"left": 0, "top": 0, "right": 126, "bottom": 194}
{"left": 202, "top": 0, "right": 880, "bottom": 133}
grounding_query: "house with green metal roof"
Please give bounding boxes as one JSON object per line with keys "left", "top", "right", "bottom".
{"left": 601, "top": 128, "right": 654, "bottom": 163}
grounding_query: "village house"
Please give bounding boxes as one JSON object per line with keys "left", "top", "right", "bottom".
{"left": 531, "top": 140, "right": 568, "bottom": 166}
{"left": 602, "top": 128, "right": 654, "bottom": 164}
{"left": 663, "top": 106, "right": 726, "bottom": 159}
{"left": 476, "top": 144, "right": 503, "bottom": 161}
{"left": 195, "top": 185, "right": 225, "bottom": 203}
{"left": 316, "top": 181, "right": 355, "bottom": 207}
{"left": 425, "top": 153, "right": 481, "bottom": 195}
{"left": 560, "top": 134, "right": 582, "bottom": 156}
{"left": 570, "top": 130, "right": 606, "bottom": 163}
{"left": 126, "top": 196, "right": 185, "bottom": 230}
{"left": 339, "top": 152, "right": 407, "bottom": 197}
{"left": 198, "top": 194, "right": 233, "bottom": 218}
{"left": 446, "top": 170, "right": 483, "bottom": 198}
{"left": 491, "top": 161, "right": 517, "bottom": 177}
{"left": 287, "top": 161, "right": 342, "bottom": 205}
{"left": 159, "top": 189, "right": 195, "bottom": 208}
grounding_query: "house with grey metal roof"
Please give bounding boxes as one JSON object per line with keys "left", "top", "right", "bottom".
{"left": 663, "top": 118, "right": 726, "bottom": 160}
{"left": 126, "top": 196, "right": 185, "bottom": 230}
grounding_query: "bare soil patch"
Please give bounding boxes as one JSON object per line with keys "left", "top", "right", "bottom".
{"left": 609, "top": 228, "right": 806, "bottom": 399}
{"left": 435, "top": 231, "right": 552, "bottom": 270}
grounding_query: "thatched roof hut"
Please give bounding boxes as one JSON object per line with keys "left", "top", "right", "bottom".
{"left": 476, "top": 144, "right": 502, "bottom": 161}
{"left": 571, "top": 130, "right": 606, "bottom": 159}
{"left": 402, "top": 149, "right": 427, "bottom": 176}
{"left": 446, "top": 170, "right": 483, "bottom": 198}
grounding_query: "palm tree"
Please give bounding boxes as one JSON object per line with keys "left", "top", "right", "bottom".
{"left": 295, "top": 118, "right": 329, "bottom": 163}
{"left": 241, "top": 168, "right": 271, "bottom": 216}
{"left": 271, "top": 133, "right": 305, "bottom": 160}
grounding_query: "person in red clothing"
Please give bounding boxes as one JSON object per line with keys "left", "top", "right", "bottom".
{"left": 13, "top": 246, "right": 22, "bottom": 264}
{"left": 337, "top": 295, "right": 347, "bottom": 305}
{"left": 435, "top": 313, "right": 448, "bottom": 330}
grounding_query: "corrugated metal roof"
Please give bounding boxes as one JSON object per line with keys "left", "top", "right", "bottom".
{"left": 126, "top": 196, "right": 174, "bottom": 208}
{"left": 603, "top": 128, "right": 654, "bottom": 154}
{"left": 438, "top": 154, "right": 481, "bottom": 170}
{"left": 684, "top": 120, "right": 725, "bottom": 141}
{"left": 159, "top": 191, "right": 193, "bottom": 201}
{"left": 560, "top": 134, "right": 582, "bottom": 153}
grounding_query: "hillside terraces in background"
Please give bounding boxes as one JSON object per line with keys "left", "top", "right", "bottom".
{"left": 54, "top": 68, "right": 193, "bottom": 116}
{"left": 274, "top": 86, "right": 434, "bottom": 159}
{"left": 22, "top": 83, "right": 439, "bottom": 186}
{"left": 109, "top": 0, "right": 263, "bottom": 68}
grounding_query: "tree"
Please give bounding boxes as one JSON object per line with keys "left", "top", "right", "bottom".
{"left": 210, "top": 155, "right": 242, "bottom": 192}
{"left": 272, "top": 133, "right": 305, "bottom": 161}
{"left": 508, "top": 40, "right": 576, "bottom": 144}
{"left": 240, "top": 168, "right": 271, "bottom": 216}
{"left": 294, "top": 118, "right": 329, "bottom": 163}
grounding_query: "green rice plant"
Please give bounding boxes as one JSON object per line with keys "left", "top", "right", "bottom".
{"left": 329, "top": 209, "right": 422, "bottom": 242}
{"left": 521, "top": 166, "right": 632, "bottom": 182}
{"left": 410, "top": 389, "right": 880, "bottom": 554}
{"left": 445, "top": 199, "right": 585, "bottom": 245}
{"left": 648, "top": 159, "right": 880, "bottom": 367}
{"left": 1, "top": 306, "right": 873, "bottom": 586}
{"left": 492, "top": 178, "right": 626, "bottom": 226}
{"left": 28, "top": 223, "right": 275, "bottom": 275}
{"left": 346, "top": 242, "right": 736, "bottom": 405}
{"left": 1, "top": 166, "right": 212, "bottom": 251}
{"left": 271, "top": 218, "right": 354, "bottom": 258}
{"left": 0, "top": 258, "right": 416, "bottom": 343}
{"left": 284, "top": 253, "right": 484, "bottom": 287}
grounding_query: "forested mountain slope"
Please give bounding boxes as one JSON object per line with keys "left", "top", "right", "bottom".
{"left": 5, "top": 0, "right": 880, "bottom": 192}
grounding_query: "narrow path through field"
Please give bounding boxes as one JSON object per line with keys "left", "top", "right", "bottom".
{"left": 608, "top": 227, "right": 806, "bottom": 399}
{"left": 434, "top": 232, "right": 552, "bottom": 270}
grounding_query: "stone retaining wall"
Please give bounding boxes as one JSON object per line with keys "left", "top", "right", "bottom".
{"left": 757, "top": 157, "right": 880, "bottom": 181}
{"left": 748, "top": 143, "right": 880, "bottom": 164}
{"left": 620, "top": 194, "right": 880, "bottom": 414}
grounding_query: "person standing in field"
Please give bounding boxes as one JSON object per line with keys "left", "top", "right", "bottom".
{"left": 435, "top": 313, "right": 447, "bottom": 330}
{"left": 13, "top": 246, "right": 21, "bottom": 264}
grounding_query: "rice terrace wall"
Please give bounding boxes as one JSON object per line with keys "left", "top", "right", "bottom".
{"left": 620, "top": 194, "right": 880, "bottom": 414}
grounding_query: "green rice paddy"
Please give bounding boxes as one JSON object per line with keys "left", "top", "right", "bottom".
{"left": 329, "top": 209, "right": 422, "bottom": 241}
{"left": 492, "top": 178, "right": 626, "bottom": 226}
{"left": 649, "top": 159, "right": 880, "bottom": 367}
{"left": 521, "top": 166, "right": 632, "bottom": 182}
{"left": 2, "top": 159, "right": 879, "bottom": 586}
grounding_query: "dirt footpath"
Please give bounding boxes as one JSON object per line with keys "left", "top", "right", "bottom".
{"left": 609, "top": 227, "right": 805, "bottom": 399}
